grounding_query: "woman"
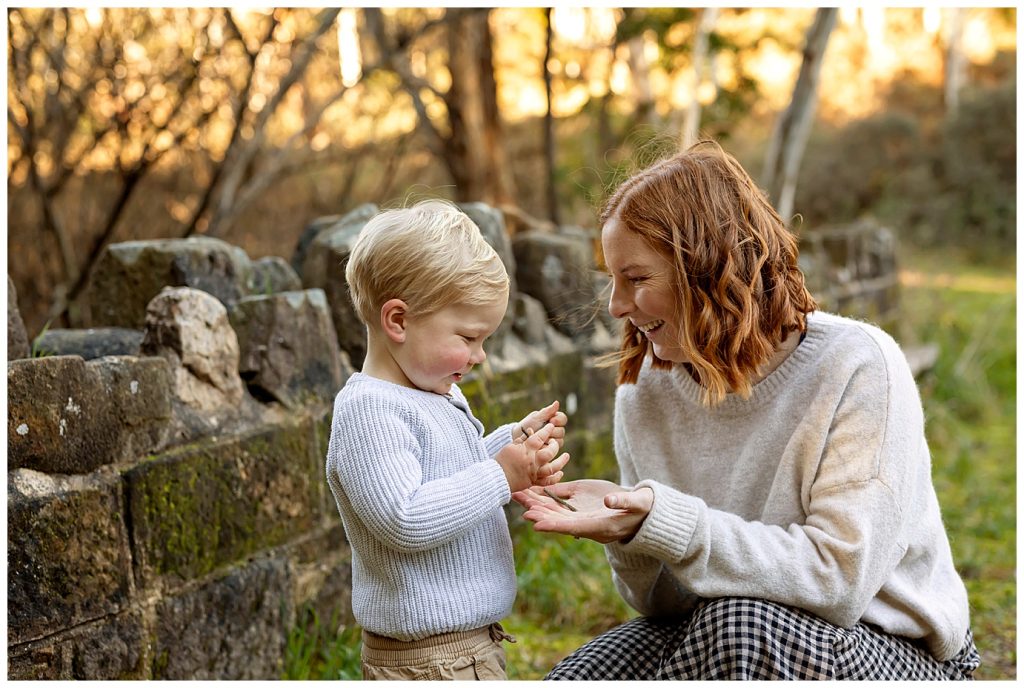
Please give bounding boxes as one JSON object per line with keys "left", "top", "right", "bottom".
{"left": 513, "top": 141, "right": 979, "bottom": 680}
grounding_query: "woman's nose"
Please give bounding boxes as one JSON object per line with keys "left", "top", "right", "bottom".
{"left": 608, "top": 283, "right": 632, "bottom": 319}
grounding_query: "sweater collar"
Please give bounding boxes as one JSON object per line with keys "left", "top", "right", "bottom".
{"left": 664, "top": 311, "right": 828, "bottom": 411}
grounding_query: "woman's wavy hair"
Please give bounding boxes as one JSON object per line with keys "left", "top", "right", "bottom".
{"left": 601, "top": 140, "right": 816, "bottom": 405}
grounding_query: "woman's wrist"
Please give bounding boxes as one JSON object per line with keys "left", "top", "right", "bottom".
{"left": 620, "top": 487, "right": 654, "bottom": 543}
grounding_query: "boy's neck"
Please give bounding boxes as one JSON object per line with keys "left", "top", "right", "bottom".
{"left": 361, "top": 332, "right": 418, "bottom": 391}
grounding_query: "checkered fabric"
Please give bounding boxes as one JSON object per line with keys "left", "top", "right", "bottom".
{"left": 546, "top": 597, "right": 980, "bottom": 680}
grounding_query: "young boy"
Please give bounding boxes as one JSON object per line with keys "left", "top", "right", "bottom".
{"left": 326, "top": 200, "right": 570, "bottom": 680}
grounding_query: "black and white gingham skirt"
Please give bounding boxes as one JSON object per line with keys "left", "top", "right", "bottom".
{"left": 547, "top": 597, "right": 980, "bottom": 680}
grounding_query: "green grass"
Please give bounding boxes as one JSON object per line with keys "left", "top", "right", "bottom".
{"left": 282, "top": 608, "right": 362, "bottom": 680}
{"left": 283, "top": 248, "right": 1015, "bottom": 680}
{"left": 897, "top": 248, "right": 1016, "bottom": 680}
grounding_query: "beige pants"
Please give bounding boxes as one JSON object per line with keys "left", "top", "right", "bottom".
{"left": 361, "top": 623, "right": 515, "bottom": 680}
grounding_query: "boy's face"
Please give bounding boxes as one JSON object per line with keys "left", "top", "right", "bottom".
{"left": 396, "top": 297, "right": 507, "bottom": 395}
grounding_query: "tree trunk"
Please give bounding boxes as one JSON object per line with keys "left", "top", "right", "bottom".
{"left": 445, "top": 10, "right": 493, "bottom": 202}
{"left": 627, "top": 34, "right": 654, "bottom": 127}
{"left": 542, "top": 8, "right": 560, "bottom": 225}
{"left": 944, "top": 8, "right": 966, "bottom": 117}
{"left": 682, "top": 7, "right": 719, "bottom": 150}
{"left": 761, "top": 8, "right": 838, "bottom": 223}
{"left": 477, "top": 11, "right": 515, "bottom": 206}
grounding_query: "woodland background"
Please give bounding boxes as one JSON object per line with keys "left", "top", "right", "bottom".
{"left": 6, "top": 7, "right": 1017, "bottom": 679}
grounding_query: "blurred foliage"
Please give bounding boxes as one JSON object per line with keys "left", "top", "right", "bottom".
{"left": 900, "top": 249, "right": 1016, "bottom": 680}
{"left": 795, "top": 78, "right": 1015, "bottom": 260}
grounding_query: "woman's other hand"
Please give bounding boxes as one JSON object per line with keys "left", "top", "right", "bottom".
{"left": 512, "top": 479, "right": 654, "bottom": 544}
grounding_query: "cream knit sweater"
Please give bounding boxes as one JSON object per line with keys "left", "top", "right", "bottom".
{"left": 606, "top": 311, "right": 970, "bottom": 661}
{"left": 325, "top": 373, "right": 517, "bottom": 641}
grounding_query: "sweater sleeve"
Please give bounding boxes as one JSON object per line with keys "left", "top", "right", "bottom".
{"left": 329, "top": 398, "right": 511, "bottom": 553}
{"left": 483, "top": 423, "right": 516, "bottom": 459}
{"left": 605, "top": 394, "right": 696, "bottom": 616}
{"left": 617, "top": 350, "right": 912, "bottom": 628}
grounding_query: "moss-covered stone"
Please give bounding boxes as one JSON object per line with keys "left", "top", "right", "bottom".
{"left": 7, "top": 355, "right": 172, "bottom": 474}
{"left": 125, "top": 418, "right": 322, "bottom": 586}
{"left": 150, "top": 557, "right": 291, "bottom": 679}
{"left": 285, "top": 524, "right": 354, "bottom": 629}
{"left": 7, "top": 469, "right": 133, "bottom": 644}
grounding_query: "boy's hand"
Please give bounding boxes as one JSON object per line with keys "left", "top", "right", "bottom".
{"left": 497, "top": 422, "right": 571, "bottom": 493}
{"left": 514, "top": 400, "right": 568, "bottom": 450}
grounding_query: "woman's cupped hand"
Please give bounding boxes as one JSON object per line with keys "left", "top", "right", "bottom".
{"left": 512, "top": 479, "right": 654, "bottom": 545}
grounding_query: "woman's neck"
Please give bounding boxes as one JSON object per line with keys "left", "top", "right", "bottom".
{"left": 751, "top": 329, "right": 802, "bottom": 384}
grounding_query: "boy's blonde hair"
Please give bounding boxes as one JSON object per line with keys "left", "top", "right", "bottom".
{"left": 346, "top": 200, "right": 510, "bottom": 327}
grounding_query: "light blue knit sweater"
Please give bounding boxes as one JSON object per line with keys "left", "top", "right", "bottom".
{"left": 325, "top": 372, "right": 517, "bottom": 641}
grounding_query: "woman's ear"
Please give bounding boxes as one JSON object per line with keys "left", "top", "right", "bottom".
{"left": 380, "top": 299, "right": 408, "bottom": 343}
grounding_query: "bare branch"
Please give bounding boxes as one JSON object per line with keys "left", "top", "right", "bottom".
{"left": 364, "top": 8, "right": 448, "bottom": 160}
{"left": 207, "top": 8, "right": 341, "bottom": 235}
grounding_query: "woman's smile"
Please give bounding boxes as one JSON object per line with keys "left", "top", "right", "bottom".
{"left": 636, "top": 319, "right": 665, "bottom": 336}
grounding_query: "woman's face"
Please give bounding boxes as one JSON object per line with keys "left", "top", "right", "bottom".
{"left": 602, "top": 216, "right": 689, "bottom": 363}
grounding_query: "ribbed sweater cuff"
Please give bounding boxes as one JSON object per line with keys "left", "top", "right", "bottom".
{"left": 605, "top": 541, "right": 659, "bottom": 569}
{"left": 483, "top": 423, "right": 516, "bottom": 459}
{"left": 621, "top": 479, "right": 701, "bottom": 563}
{"left": 479, "top": 456, "right": 512, "bottom": 505}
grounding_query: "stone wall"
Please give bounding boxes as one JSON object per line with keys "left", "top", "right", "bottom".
{"left": 7, "top": 205, "right": 905, "bottom": 679}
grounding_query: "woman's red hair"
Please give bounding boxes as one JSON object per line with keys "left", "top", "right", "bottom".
{"left": 601, "top": 140, "right": 817, "bottom": 405}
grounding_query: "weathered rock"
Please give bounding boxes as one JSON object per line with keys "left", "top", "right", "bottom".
{"left": 512, "top": 229, "right": 598, "bottom": 339}
{"left": 286, "top": 524, "right": 354, "bottom": 629}
{"left": 78, "top": 237, "right": 256, "bottom": 328}
{"left": 34, "top": 327, "right": 143, "bottom": 360}
{"left": 8, "top": 355, "right": 172, "bottom": 473}
{"left": 459, "top": 202, "right": 518, "bottom": 295}
{"left": 299, "top": 209, "right": 377, "bottom": 368}
{"left": 8, "top": 275, "right": 30, "bottom": 360}
{"left": 8, "top": 468, "right": 134, "bottom": 644}
{"left": 511, "top": 292, "right": 549, "bottom": 347}
{"left": 150, "top": 557, "right": 292, "bottom": 679}
{"left": 292, "top": 203, "right": 378, "bottom": 275}
{"left": 124, "top": 417, "right": 322, "bottom": 586}
{"left": 252, "top": 255, "right": 302, "bottom": 295}
{"left": 141, "top": 287, "right": 245, "bottom": 411}
{"left": 7, "top": 610, "right": 147, "bottom": 680}
{"left": 591, "top": 271, "right": 621, "bottom": 336}
{"left": 229, "top": 290, "right": 350, "bottom": 408}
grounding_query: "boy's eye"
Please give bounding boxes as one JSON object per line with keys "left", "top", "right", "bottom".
{"left": 460, "top": 334, "right": 478, "bottom": 342}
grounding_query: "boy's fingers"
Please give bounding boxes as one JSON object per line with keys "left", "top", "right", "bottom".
{"left": 546, "top": 452, "right": 570, "bottom": 473}
{"left": 525, "top": 423, "right": 554, "bottom": 448}
{"left": 537, "top": 471, "right": 564, "bottom": 486}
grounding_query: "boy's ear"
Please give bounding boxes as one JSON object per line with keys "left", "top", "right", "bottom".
{"left": 379, "top": 299, "right": 408, "bottom": 343}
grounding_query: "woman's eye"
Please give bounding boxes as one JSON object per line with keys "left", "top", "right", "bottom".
{"left": 629, "top": 276, "right": 647, "bottom": 285}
